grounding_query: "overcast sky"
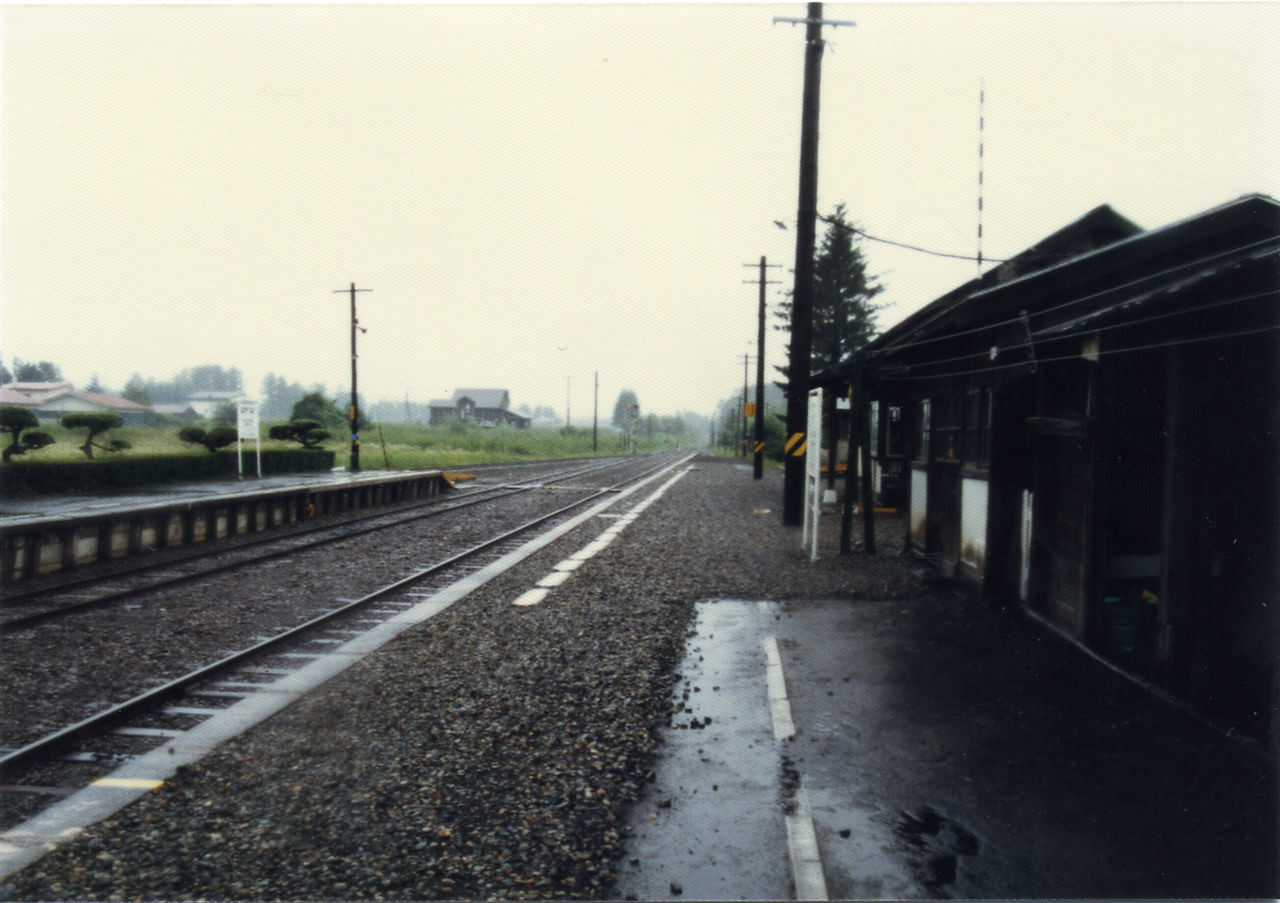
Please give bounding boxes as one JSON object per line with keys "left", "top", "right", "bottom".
{"left": 3, "top": 2, "right": 1277, "bottom": 420}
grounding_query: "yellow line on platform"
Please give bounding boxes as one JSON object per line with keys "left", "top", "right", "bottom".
{"left": 90, "top": 777, "right": 164, "bottom": 790}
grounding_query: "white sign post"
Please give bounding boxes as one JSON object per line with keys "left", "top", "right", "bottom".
{"left": 237, "top": 398, "right": 261, "bottom": 478}
{"left": 802, "top": 387, "right": 823, "bottom": 561}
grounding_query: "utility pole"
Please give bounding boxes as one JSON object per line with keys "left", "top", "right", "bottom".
{"left": 565, "top": 375, "right": 572, "bottom": 429}
{"left": 593, "top": 371, "right": 599, "bottom": 452}
{"left": 745, "top": 256, "right": 781, "bottom": 479}
{"left": 777, "top": 2, "right": 854, "bottom": 525}
{"left": 741, "top": 353, "right": 751, "bottom": 458}
{"left": 334, "top": 283, "right": 371, "bottom": 472}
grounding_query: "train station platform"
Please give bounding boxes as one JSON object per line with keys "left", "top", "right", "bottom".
{"left": 0, "top": 457, "right": 1274, "bottom": 900}
{"left": 0, "top": 468, "right": 450, "bottom": 583}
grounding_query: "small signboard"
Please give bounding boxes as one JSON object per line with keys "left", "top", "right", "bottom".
{"left": 237, "top": 398, "right": 262, "bottom": 478}
{"left": 802, "top": 387, "right": 823, "bottom": 561}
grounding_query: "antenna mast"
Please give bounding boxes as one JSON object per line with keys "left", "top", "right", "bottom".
{"left": 977, "top": 80, "right": 985, "bottom": 273}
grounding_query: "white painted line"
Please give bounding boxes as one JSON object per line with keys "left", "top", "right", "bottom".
{"left": 763, "top": 640, "right": 829, "bottom": 901}
{"left": 512, "top": 464, "right": 692, "bottom": 608}
{"left": 763, "top": 636, "right": 797, "bottom": 741}
{"left": 162, "top": 706, "right": 223, "bottom": 717}
{"left": 512, "top": 587, "right": 551, "bottom": 607}
{"left": 111, "top": 727, "right": 181, "bottom": 738}
{"left": 210, "top": 681, "right": 282, "bottom": 691}
{"left": 785, "top": 784, "right": 830, "bottom": 901}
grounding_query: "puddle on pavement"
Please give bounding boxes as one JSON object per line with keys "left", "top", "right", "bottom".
{"left": 894, "top": 807, "right": 982, "bottom": 897}
{"left": 614, "top": 600, "right": 791, "bottom": 901}
{"left": 616, "top": 598, "right": 961, "bottom": 901}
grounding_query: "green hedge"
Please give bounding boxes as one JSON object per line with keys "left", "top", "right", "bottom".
{"left": 0, "top": 449, "right": 336, "bottom": 497}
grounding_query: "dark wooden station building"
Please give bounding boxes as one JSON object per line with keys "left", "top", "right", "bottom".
{"left": 824, "top": 194, "right": 1279, "bottom": 748}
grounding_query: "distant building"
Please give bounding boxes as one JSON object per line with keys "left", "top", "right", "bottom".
{"left": 0, "top": 382, "right": 152, "bottom": 424}
{"left": 4, "top": 381, "right": 75, "bottom": 403}
{"left": 151, "top": 402, "right": 201, "bottom": 421}
{"left": 186, "top": 391, "right": 244, "bottom": 419}
{"left": 427, "top": 388, "right": 532, "bottom": 429}
{"left": 0, "top": 386, "right": 39, "bottom": 406}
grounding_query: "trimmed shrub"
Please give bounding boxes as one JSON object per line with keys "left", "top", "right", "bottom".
{"left": 61, "top": 412, "right": 129, "bottom": 459}
{"left": 178, "top": 425, "right": 239, "bottom": 452}
{"left": 1, "top": 405, "right": 55, "bottom": 462}
{"left": 0, "top": 449, "right": 335, "bottom": 496}
{"left": 268, "top": 419, "right": 332, "bottom": 449}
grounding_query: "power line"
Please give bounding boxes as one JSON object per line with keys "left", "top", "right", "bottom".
{"left": 815, "top": 212, "right": 1007, "bottom": 263}
{"left": 854, "top": 227, "right": 1007, "bottom": 263}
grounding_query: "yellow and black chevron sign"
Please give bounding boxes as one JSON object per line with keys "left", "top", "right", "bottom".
{"left": 785, "top": 432, "right": 806, "bottom": 457}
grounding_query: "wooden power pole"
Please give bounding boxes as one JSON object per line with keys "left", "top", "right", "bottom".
{"left": 335, "top": 283, "right": 371, "bottom": 472}
{"left": 744, "top": 256, "right": 781, "bottom": 479}
{"left": 777, "top": 3, "right": 854, "bottom": 525}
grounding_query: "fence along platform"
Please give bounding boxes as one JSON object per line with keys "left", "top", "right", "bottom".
{"left": 0, "top": 470, "right": 449, "bottom": 583}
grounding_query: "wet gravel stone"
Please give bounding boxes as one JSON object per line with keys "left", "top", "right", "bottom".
{"left": 2, "top": 457, "right": 927, "bottom": 901}
{"left": 0, "top": 483, "right": 602, "bottom": 751}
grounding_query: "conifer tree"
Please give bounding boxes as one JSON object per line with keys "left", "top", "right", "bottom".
{"left": 774, "top": 204, "right": 884, "bottom": 391}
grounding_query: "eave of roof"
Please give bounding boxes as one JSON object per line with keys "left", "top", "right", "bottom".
{"left": 952, "top": 194, "right": 1277, "bottom": 317}
{"left": 1034, "top": 238, "right": 1280, "bottom": 339}
{"left": 67, "top": 391, "right": 148, "bottom": 411}
{"left": 819, "top": 194, "right": 1278, "bottom": 382}
{"left": 0, "top": 387, "right": 37, "bottom": 404}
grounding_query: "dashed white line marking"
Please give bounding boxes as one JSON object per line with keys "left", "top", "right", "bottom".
{"left": 763, "top": 636, "right": 797, "bottom": 741}
{"left": 763, "top": 633, "right": 829, "bottom": 901}
{"left": 786, "top": 784, "right": 829, "bottom": 901}
{"left": 511, "top": 465, "right": 692, "bottom": 607}
{"left": 512, "top": 587, "right": 551, "bottom": 607}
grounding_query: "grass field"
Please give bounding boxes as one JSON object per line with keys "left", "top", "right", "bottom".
{"left": 353, "top": 422, "right": 690, "bottom": 470}
{"left": 7, "top": 419, "right": 696, "bottom": 471}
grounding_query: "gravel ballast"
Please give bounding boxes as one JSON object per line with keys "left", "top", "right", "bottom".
{"left": 1, "top": 457, "right": 924, "bottom": 900}
{"left": 1, "top": 474, "right": 616, "bottom": 751}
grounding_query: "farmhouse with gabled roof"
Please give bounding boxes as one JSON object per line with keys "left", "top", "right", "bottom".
{"left": 427, "top": 388, "right": 531, "bottom": 429}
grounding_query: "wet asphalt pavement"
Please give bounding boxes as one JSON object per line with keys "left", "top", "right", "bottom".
{"left": 619, "top": 590, "right": 1277, "bottom": 900}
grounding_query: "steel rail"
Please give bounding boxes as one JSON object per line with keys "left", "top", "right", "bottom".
{"left": 1, "top": 457, "right": 641, "bottom": 630}
{"left": 0, "top": 451, "right": 683, "bottom": 781}
{"left": 2, "top": 457, "right": 624, "bottom": 604}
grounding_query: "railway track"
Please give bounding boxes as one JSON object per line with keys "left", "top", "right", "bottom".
{"left": 0, "top": 451, "right": 690, "bottom": 831}
{"left": 0, "top": 455, "right": 646, "bottom": 630}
